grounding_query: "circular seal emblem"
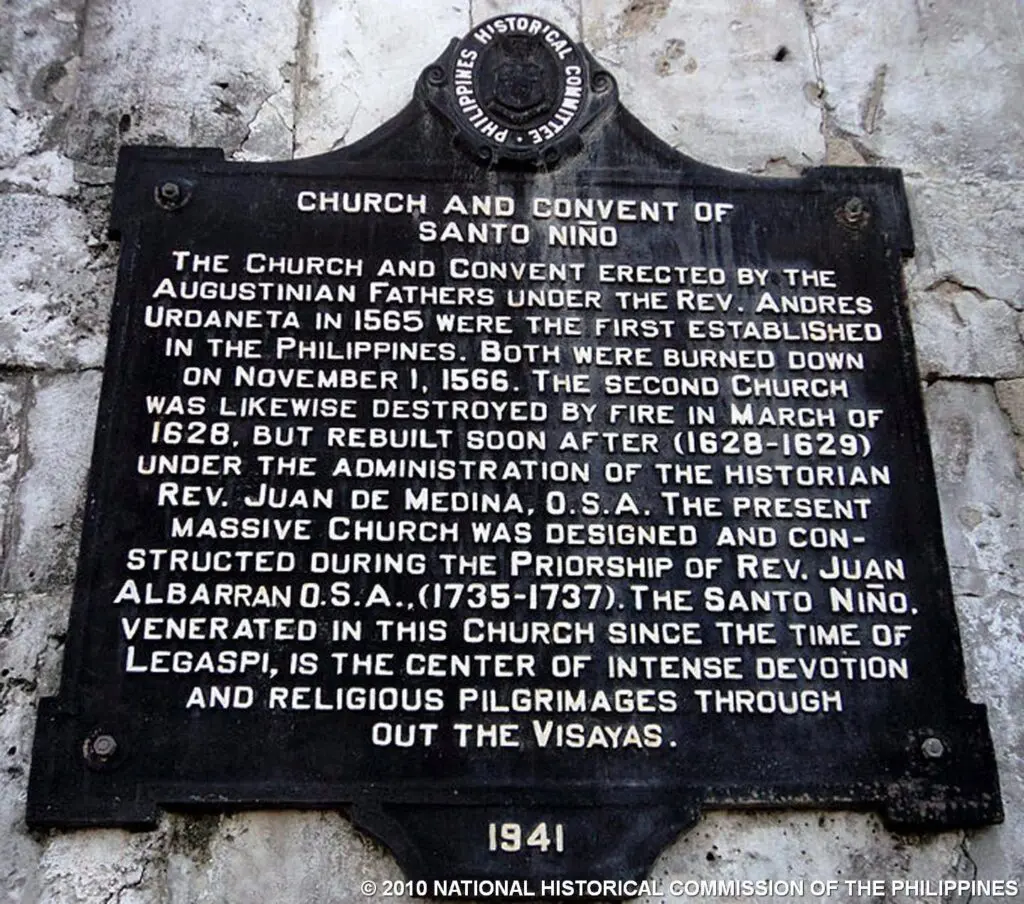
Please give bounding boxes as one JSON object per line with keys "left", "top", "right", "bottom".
{"left": 427, "top": 15, "right": 612, "bottom": 163}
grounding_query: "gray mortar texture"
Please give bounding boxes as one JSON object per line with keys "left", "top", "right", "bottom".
{"left": 0, "top": 0, "right": 1021, "bottom": 901}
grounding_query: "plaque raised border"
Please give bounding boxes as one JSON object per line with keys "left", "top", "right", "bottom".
{"left": 28, "top": 14, "right": 1002, "bottom": 885}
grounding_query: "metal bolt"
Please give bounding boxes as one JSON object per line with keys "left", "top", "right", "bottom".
{"left": 82, "top": 732, "right": 121, "bottom": 768}
{"left": 843, "top": 196, "right": 865, "bottom": 222}
{"left": 158, "top": 181, "right": 180, "bottom": 202}
{"left": 92, "top": 734, "right": 118, "bottom": 757}
{"left": 155, "top": 180, "right": 191, "bottom": 211}
{"left": 921, "top": 737, "right": 945, "bottom": 759}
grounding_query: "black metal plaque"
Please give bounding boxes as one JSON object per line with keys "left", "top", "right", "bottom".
{"left": 29, "top": 14, "right": 1001, "bottom": 884}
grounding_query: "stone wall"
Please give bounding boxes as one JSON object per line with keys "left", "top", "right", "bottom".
{"left": 1, "top": 0, "right": 1021, "bottom": 900}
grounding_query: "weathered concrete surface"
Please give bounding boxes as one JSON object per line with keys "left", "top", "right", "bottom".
{"left": 164, "top": 812, "right": 402, "bottom": 904}
{"left": 957, "top": 583, "right": 1024, "bottom": 887}
{"left": 906, "top": 178, "right": 1024, "bottom": 306}
{"left": 808, "top": 0, "right": 1024, "bottom": 179}
{"left": 925, "top": 383, "right": 1024, "bottom": 884}
{"left": 911, "top": 282, "right": 1024, "bottom": 381}
{"left": 0, "top": 195, "right": 111, "bottom": 371}
{"left": 0, "top": 381, "right": 27, "bottom": 575}
{"left": 926, "top": 382, "right": 1022, "bottom": 625}
{"left": 0, "top": 0, "right": 1021, "bottom": 901}
{"left": 293, "top": 0, "right": 470, "bottom": 157}
{"left": 641, "top": 811, "right": 967, "bottom": 904}
{"left": 0, "top": 0, "right": 83, "bottom": 195}
{"left": 3, "top": 372, "right": 102, "bottom": 595}
{"left": 64, "top": 0, "right": 301, "bottom": 167}
{"left": 473, "top": 0, "right": 582, "bottom": 39}
{"left": 36, "top": 825, "right": 171, "bottom": 904}
{"left": 0, "top": 591, "right": 68, "bottom": 904}
{"left": 996, "top": 378, "right": 1024, "bottom": 470}
{"left": 581, "top": 0, "right": 825, "bottom": 173}
{"left": 906, "top": 171, "right": 1024, "bottom": 496}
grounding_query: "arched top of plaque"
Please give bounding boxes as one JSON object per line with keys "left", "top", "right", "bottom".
{"left": 418, "top": 14, "right": 617, "bottom": 166}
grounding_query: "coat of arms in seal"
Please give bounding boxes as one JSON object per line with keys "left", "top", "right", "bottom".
{"left": 485, "top": 35, "right": 557, "bottom": 124}
{"left": 421, "top": 14, "right": 616, "bottom": 164}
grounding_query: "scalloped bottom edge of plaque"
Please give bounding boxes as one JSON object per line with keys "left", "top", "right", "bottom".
{"left": 350, "top": 801, "right": 702, "bottom": 885}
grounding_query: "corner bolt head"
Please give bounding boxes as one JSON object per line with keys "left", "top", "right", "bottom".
{"left": 92, "top": 734, "right": 118, "bottom": 757}
{"left": 83, "top": 732, "right": 119, "bottom": 767}
{"left": 921, "top": 737, "right": 945, "bottom": 759}
{"left": 155, "top": 180, "right": 190, "bottom": 210}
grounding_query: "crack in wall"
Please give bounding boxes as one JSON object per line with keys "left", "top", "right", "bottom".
{"left": 0, "top": 376, "right": 36, "bottom": 595}
{"left": 924, "top": 374, "right": 1004, "bottom": 388}
{"left": 93, "top": 861, "right": 149, "bottom": 904}
{"left": 926, "top": 376, "right": 1024, "bottom": 480}
{"left": 800, "top": 0, "right": 827, "bottom": 136}
{"left": 952, "top": 833, "right": 979, "bottom": 904}
{"left": 994, "top": 380, "right": 1024, "bottom": 471}
{"left": 946, "top": 297, "right": 968, "bottom": 329}
{"left": 0, "top": 180, "right": 69, "bottom": 199}
{"left": 924, "top": 276, "right": 994, "bottom": 302}
{"left": 292, "top": 0, "right": 315, "bottom": 161}
{"left": 800, "top": 2, "right": 886, "bottom": 166}
{"left": 923, "top": 276, "right": 1023, "bottom": 315}
{"left": 237, "top": 83, "right": 295, "bottom": 158}
{"left": 332, "top": 100, "right": 363, "bottom": 150}
{"left": 0, "top": 364, "right": 104, "bottom": 377}
{"left": 861, "top": 63, "right": 888, "bottom": 134}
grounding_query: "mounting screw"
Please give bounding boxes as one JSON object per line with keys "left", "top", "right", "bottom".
{"left": 836, "top": 195, "right": 869, "bottom": 231}
{"left": 155, "top": 180, "right": 190, "bottom": 210}
{"left": 93, "top": 734, "right": 118, "bottom": 757}
{"left": 921, "top": 737, "right": 945, "bottom": 759}
{"left": 83, "top": 733, "right": 119, "bottom": 766}
{"left": 158, "top": 181, "right": 180, "bottom": 202}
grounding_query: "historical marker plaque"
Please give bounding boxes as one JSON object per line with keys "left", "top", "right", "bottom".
{"left": 29, "top": 14, "right": 1001, "bottom": 883}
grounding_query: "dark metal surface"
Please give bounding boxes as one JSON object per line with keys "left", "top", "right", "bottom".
{"left": 28, "top": 14, "right": 1001, "bottom": 886}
